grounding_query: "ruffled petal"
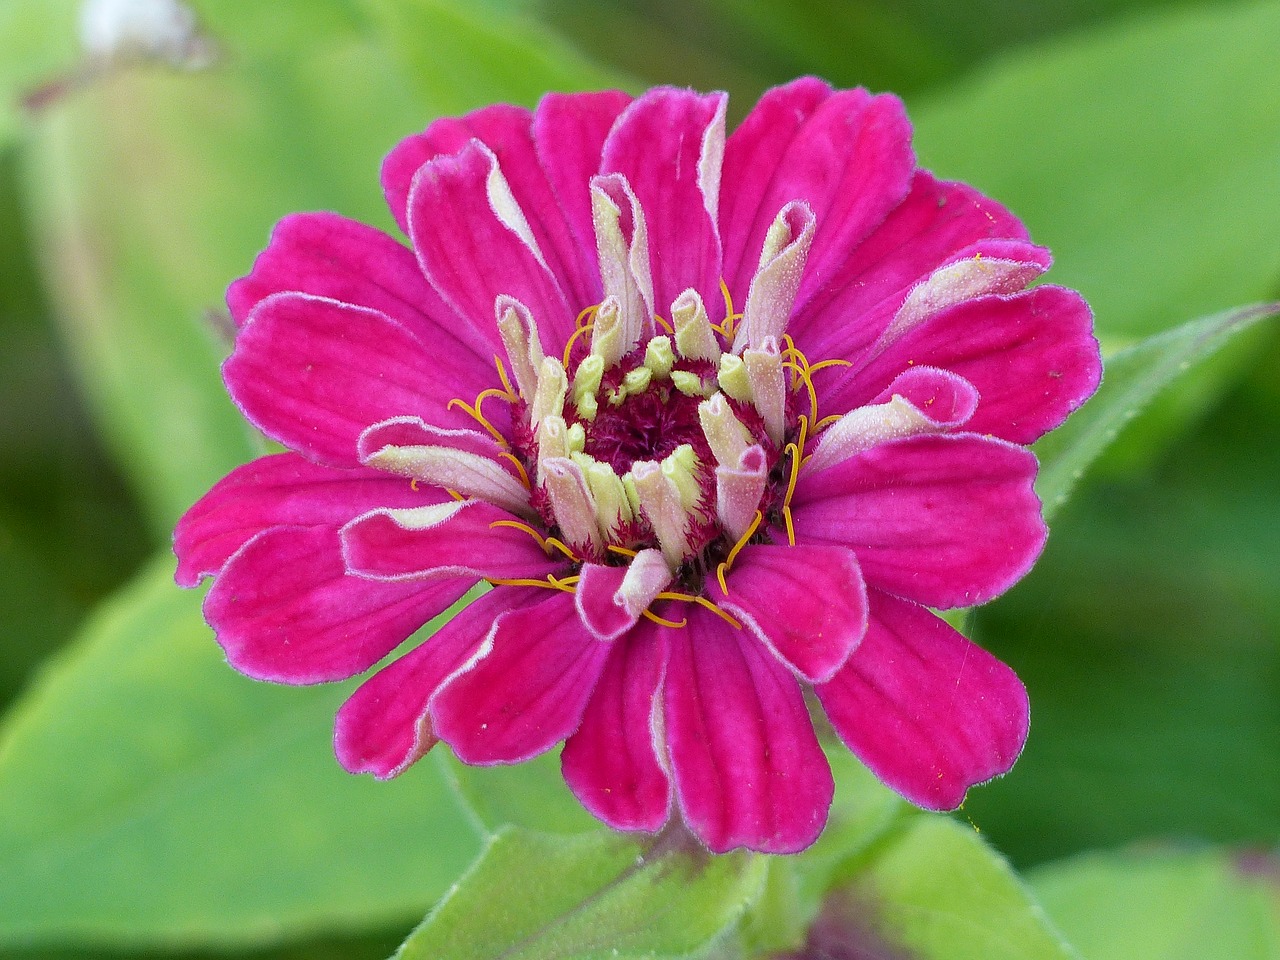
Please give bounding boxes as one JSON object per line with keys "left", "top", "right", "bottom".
{"left": 708, "top": 544, "right": 867, "bottom": 683}
{"left": 431, "top": 590, "right": 613, "bottom": 764}
{"left": 720, "top": 77, "right": 833, "bottom": 296}
{"left": 601, "top": 89, "right": 726, "bottom": 318}
{"left": 789, "top": 173, "right": 1036, "bottom": 363}
{"left": 534, "top": 89, "right": 634, "bottom": 300}
{"left": 664, "top": 608, "right": 834, "bottom": 854}
{"left": 205, "top": 525, "right": 470, "bottom": 684}
{"left": 340, "top": 499, "right": 561, "bottom": 582}
{"left": 224, "top": 213, "right": 486, "bottom": 364}
{"left": 385, "top": 100, "right": 617, "bottom": 311}
{"left": 224, "top": 292, "right": 497, "bottom": 466}
{"left": 719, "top": 87, "right": 914, "bottom": 315}
{"left": 838, "top": 286, "right": 1102, "bottom": 444}
{"left": 816, "top": 589, "right": 1029, "bottom": 810}
{"left": 792, "top": 434, "right": 1046, "bottom": 609}
{"left": 174, "top": 452, "right": 441, "bottom": 587}
{"left": 562, "top": 621, "right": 671, "bottom": 832}
{"left": 407, "top": 140, "right": 576, "bottom": 347}
{"left": 334, "top": 587, "right": 533, "bottom": 778}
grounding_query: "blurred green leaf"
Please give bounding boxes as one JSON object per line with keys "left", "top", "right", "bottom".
{"left": 968, "top": 372, "right": 1280, "bottom": 864}
{"left": 395, "top": 825, "right": 766, "bottom": 960}
{"left": 0, "top": 557, "right": 484, "bottom": 947}
{"left": 359, "top": 0, "right": 629, "bottom": 113}
{"left": 1030, "top": 848, "right": 1280, "bottom": 960}
{"left": 0, "top": 0, "right": 80, "bottom": 148}
{"left": 21, "top": 0, "right": 623, "bottom": 537}
{"left": 1035, "top": 302, "right": 1279, "bottom": 520}
{"left": 801, "top": 817, "right": 1077, "bottom": 960}
{"left": 913, "top": 0, "right": 1280, "bottom": 467}
{"left": 439, "top": 750, "right": 601, "bottom": 836}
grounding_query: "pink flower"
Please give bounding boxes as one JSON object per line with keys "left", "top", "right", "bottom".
{"left": 175, "top": 79, "right": 1101, "bottom": 854}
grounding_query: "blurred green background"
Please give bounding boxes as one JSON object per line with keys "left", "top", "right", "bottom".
{"left": 1, "top": 0, "right": 1278, "bottom": 957}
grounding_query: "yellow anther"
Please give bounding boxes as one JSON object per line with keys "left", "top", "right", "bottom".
{"left": 715, "top": 509, "right": 763, "bottom": 595}
{"left": 489, "top": 518, "right": 549, "bottom": 550}
{"left": 576, "top": 303, "right": 600, "bottom": 329}
{"left": 486, "top": 575, "right": 577, "bottom": 593}
{"left": 606, "top": 544, "right": 639, "bottom": 559}
{"left": 806, "top": 358, "right": 853, "bottom": 375}
{"left": 446, "top": 396, "right": 508, "bottom": 446}
{"left": 653, "top": 314, "right": 675, "bottom": 335}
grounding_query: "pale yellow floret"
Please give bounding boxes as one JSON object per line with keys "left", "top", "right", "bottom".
{"left": 643, "top": 336, "right": 675, "bottom": 378}
{"left": 717, "top": 354, "right": 753, "bottom": 402}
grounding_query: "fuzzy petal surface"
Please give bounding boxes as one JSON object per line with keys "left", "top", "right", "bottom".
{"left": 790, "top": 173, "right": 1035, "bottom": 363}
{"left": 341, "top": 500, "right": 561, "bottom": 582}
{"left": 562, "top": 621, "right": 671, "bottom": 832}
{"left": 334, "top": 588, "right": 534, "bottom": 778}
{"left": 601, "top": 89, "right": 726, "bottom": 318}
{"left": 843, "top": 286, "right": 1102, "bottom": 444}
{"left": 225, "top": 292, "right": 493, "bottom": 465}
{"left": 721, "top": 85, "right": 914, "bottom": 312}
{"left": 708, "top": 544, "right": 867, "bottom": 683}
{"left": 816, "top": 589, "right": 1030, "bottom": 810}
{"left": 664, "top": 608, "right": 834, "bottom": 854}
{"left": 174, "top": 452, "right": 441, "bottom": 587}
{"left": 793, "top": 434, "right": 1046, "bottom": 609}
{"left": 431, "top": 590, "right": 613, "bottom": 764}
{"left": 205, "top": 525, "right": 470, "bottom": 684}
{"left": 407, "top": 140, "right": 575, "bottom": 347}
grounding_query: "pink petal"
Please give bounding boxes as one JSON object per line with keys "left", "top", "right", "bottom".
{"left": 790, "top": 173, "right": 1037, "bottom": 362}
{"left": 562, "top": 621, "right": 671, "bottom": 832}
{"left": 334, "top": 587, "right": 535, "bottom": 778}
{"left": 174, "top": 452, "right": 441, "bottom": 587}
{"left": 430, "top": 590, "right": 613, "bottom": 764}
{"left": 384, "top": 100, "right": 615, "bottom": 313}
{"left": 841, "top": 286, "right": 1102, "bottom": 444}
{"left": 792, "top": 434, "right": 1046, "bottom": 609}
{"left": 815, "top": 589, "right": 1029, "bottom": 810}
{"left": 224, "top": 213, "right": 487, "bottom": 370}
{"left": 601, "top": 89, "right": 726, "bottom": 319}
{"left": 205, "top": 525, "right": 470, "bottom": 684}
{"left": 340, "top": 499, "right": 562, "bottom": 582}
{"left": 664, "top": 608, "right": 834, "bottom": 854}
{"left": 720, "top": 77, "right": 834, "bottom": 298}
{"left": 720, "top": 87, "right": 915, "bottom": 317}
{"left": 534, "top": 89, "right": 634, "bottom": 299}
{"left": 708, "top": 544, "right": 867, "bottom": 683}
{"left": 406, "top": 140, "right": 575, "bottom": 347}
{"left": 224, "top": 292, "right": 500, "bottom": 466}
{"left": 573, "top": 563, "right": 633, "bottom": 641}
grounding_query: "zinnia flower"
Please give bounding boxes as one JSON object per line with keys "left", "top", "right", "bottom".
{"left": 175, "top": 78, "right": 1101, "bottom": 854}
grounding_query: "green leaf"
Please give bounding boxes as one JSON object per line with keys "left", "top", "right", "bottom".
{"left": 1030, "top": 848, "right": 1280, "bottom": 960}
{"left": 810, "top": 817, "right": 1077, "bottom": 960}
{"left": 0, "top": 557, "right": 485, "bottom": 947}
{"left": 0, "top": 0, "right": 80, "bottom": 148}
{"left": 439, "top": 750, "right": 601, "bottom": 836}
{"left": 395, "top": 826, "right": 767, "bottom": 960}
{"left": 912, "top": 1, "right": 1280, "bottom": 465}
{"left": 358, "top": 0, "right": 629, "bottom": 113}
{"left": 1034, "top": 302, "right": 1279, "bottom": 520}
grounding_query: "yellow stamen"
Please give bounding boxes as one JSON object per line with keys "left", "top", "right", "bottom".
{"left": 715, "top": 509, "right": 763, "bottom": 595}
{"left": 447, "top": 489, "right": 465, "bottom": 501}
{"left": 486, "top": 574, "right": 576, "bottom": 593}
{"left": 653, "top": 313, "right": 675, "bottom": 335}
{"left": 410, "top": 478, "right": 419, "bottom": 492}
{"left": 498, "top": 451, "right": 531, "bottom": 489}
{"left": 779, "top": 415, "right": 809, "bottom": 548}
{"left": 606, "top": 544, "right": 639, "bottom": 559}
{"left": 562, "top": 321, "right": 596, "bottom": 368}
{"left": 641, "top": 609, "right": 688, "bottom": 628}
{"left": 446, "top": 397, "right": 508, "bottom": 446}
{"left": 814, "top": 413, "right": 842, "bottom": 432}
{"left": 576, "top": 303, "right": 600, "bottom": 329}
{"left": 543, "top": 537, "right": 580, "bottom": 562}
{"left": 489, "top": 518, "right": 550, "bottom": 551}
{"left": 806, "top": 358, "right": 853, "bottom": 375}
{"left": 492, "top": 355, "right": 519, "bottom": 402}
{"left": 656, "top": 591, "right": 743, "bottom": 629}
